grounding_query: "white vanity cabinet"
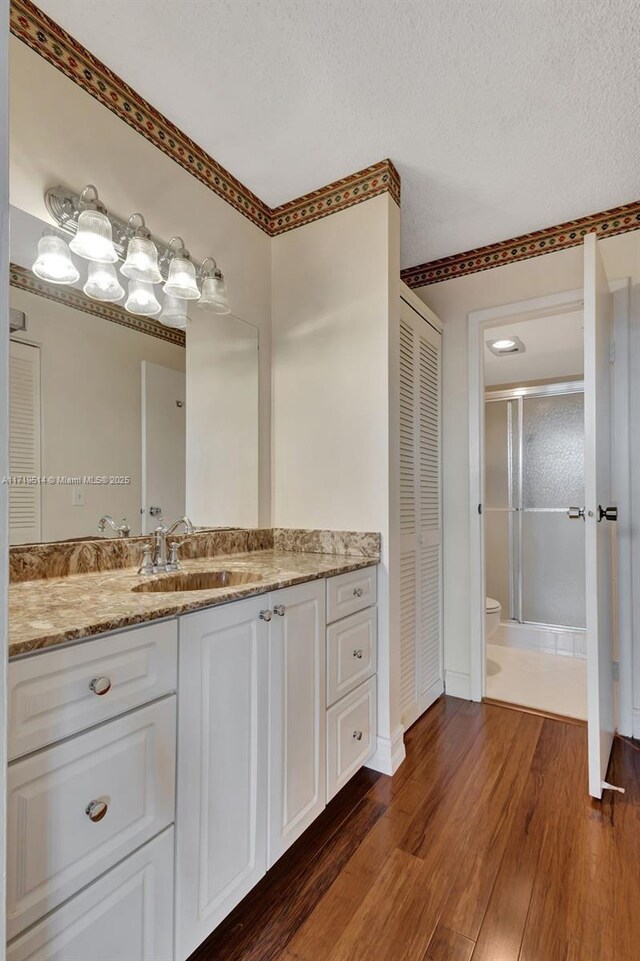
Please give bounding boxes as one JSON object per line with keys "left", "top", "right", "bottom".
{"left": 174, "top": 595, "right": 269, "bottom": 961}
{"left": 175, "top": 579, "right": 326, "bottom": 960}
{"left": 6, "top": 620, "right": 178, "bottom": 961}
{"left": 268, "top": 580, "right": 326, "bottom": 867}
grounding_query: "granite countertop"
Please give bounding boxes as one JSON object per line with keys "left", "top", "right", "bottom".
{"left": 9, "top": 549, "right": 378, "bottom": 658}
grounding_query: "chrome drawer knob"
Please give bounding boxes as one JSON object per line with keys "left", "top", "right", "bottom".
{"left": 352, "top": 730, "right": 363, "bottom": 741}
{"left": 86, "top": 799, "right": 108, "bottom": 822}
{"left": 353, "top": 649, "right": 364, "bottom": 659}
{"left": 89, "top": 676, "right": 112, "bottom": 696}
{"left": 259, "top": 609, "right": 272, "bottom": 622}
{"left": 353, "top": 587, "right": 364, "bottom": 598}
{"left": 273, "top": 604, "right": 286, "bottom": 617}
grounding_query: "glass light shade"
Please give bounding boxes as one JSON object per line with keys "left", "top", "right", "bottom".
{"left": 32, "top": 235, "right": 79, "bottom": 285}
{"left": 121, "top": 235, "right": 163, "bottom": 283}
{"left": 199, "top": 273, "right": 230, "bottom": 314}
{"left": 163, "top": 256, "right": 200, "bottom": 300}
{"left": 125, "top": 279, "right": 161, "bottom": 316}
{"left": 83, "top": 261, "right": 125, "bottom": 302}
{"left": 159, "top": 293, "right": 188, "bottom": 329}
{"left": 69, "top": 209, "right": 118, "bottom": 263}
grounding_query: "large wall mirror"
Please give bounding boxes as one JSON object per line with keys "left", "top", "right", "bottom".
{"left": 8, "top": 34, "right": 262, "bottom": 545}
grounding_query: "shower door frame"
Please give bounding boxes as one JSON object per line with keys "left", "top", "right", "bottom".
{"left": 466, "top": 281, "right": 632, "bottom": 732}
{"left": 485, "top": 380, "right": 585, "bottom": 630}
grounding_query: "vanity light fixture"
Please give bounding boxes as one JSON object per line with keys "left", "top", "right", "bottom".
{"left": 125, "top": 279, "right": 162, "bottom": 316}
{"left": 38, "top": 185, "right": 230, "bottom": 316}
{"left": 69, "top": 185, "right": 118, "bottom": 264}
{"left": 31, "top": 233, "right": 80, "bottom": 285}
{"left": 159, "top": 292, "right": 189, "bottom": 329}
{"left": 487, "top": 336, "right": 526, "bottom": 356}
{"left": 198, "top": 258, "right": 231, "bottom": 314}
{"left": 163, "top": 238, "right": 201, "bottom": 301}
{"left": 121, "top": 214, "right": 163, "bottom": 284}
{"left": 83, "top": 260, "right": 125, "bottom": 302}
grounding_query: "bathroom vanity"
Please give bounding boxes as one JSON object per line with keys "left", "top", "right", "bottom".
{"left": 6, "top": 545, "right": 378, "bottom": 961}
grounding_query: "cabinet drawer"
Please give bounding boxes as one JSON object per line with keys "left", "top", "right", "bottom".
{"left": 326, "top": 608, "right": 377, "bottom": 707}
{"left": 326, "top": 567, "right": 377, "bottom": 624}
{"left": 9, "top": 620, "right": 177, "bottom": 760}
{"left": 326, "top": 677, "right": 377, "bottom": 802}
{"left": 7, "top": 828, "right": 175, "bottom": 961}
{"left": 7, "top": 696, "right": 176, "bottom": 940}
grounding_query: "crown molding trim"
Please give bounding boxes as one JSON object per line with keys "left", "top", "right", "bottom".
{"left": 9, "top": 263, "right": 186, "bottom": 347}
{"left": 10, "top": 0, "right": 399, "bottom": 238}
{"left": 401, "top": 198, "right": 640, "bottom": 288}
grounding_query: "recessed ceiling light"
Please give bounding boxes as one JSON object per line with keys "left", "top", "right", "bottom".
{"left": 486, "top": 336, "right": 526, "bottom": 356}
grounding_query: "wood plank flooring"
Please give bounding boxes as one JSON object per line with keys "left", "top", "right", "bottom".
{"left": 189, "top": 697, "right": 640, "bottom": 961}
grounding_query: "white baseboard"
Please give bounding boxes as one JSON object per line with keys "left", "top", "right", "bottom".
{"left": 366, "top": 725, "right": 406, "bottom": 776}
{"left": 632, "top": 710, "right": 640, "bottom": 740}
{"left": 445, "top": 670, "right": 471, "bottom": 700}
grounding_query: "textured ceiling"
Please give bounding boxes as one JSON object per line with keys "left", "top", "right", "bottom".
{"left": 35, "top": 0, "right": 640, "bottom": 268}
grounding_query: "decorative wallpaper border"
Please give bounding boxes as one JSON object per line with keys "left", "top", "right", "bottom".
{"left": 9, "top": 263, "right": 186, "bottom": 347}
{"left": 270, "top": 160, "right": 401, "bottom": 235}
{"left": 9, "top": 0, "right": 400, "bottom": 237}
{"left": 401, "top": 199, "right": 640, "bottom": 288}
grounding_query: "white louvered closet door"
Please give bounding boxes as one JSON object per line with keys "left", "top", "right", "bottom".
{"left": 9, "top": 340, "right": 41, "bottom": 544}
{"left": 399, "top": 298, "right": 443, "bottom": 729}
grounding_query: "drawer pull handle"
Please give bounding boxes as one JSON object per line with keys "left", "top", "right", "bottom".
{"left": 352, "top": 730, "right": 363, "bottom": 741}
{"left": 259, "top": 609, "right": 272, "bottom": 622}
{"left": 86, "top": 799, "right": 108, "bottom": 823}
{"left": 353, "top": 649, "right": 364, "bottom": 659}
{"left": 89, "top": 676, "right": 112, "bottom": 696}
{"left": 273, "top": 604, "right": 286, "bottom": 617}
{"left": 353, "top": 587, "right": 364, "bottom": 598}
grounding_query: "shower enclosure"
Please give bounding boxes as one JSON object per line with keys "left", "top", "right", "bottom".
{"left": 485, "top": 381, "right": 585, "bottom": 629}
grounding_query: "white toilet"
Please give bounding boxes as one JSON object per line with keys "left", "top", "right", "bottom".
{"left": 485, "top": 597, "right": 502, "bottom": 639}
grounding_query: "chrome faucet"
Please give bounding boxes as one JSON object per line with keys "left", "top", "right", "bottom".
{"left": 98, "top": 514, "right": 131, "bottom": 537}
{"left": 165, "top": 515, "right": 196, "bottom": 537}
{"left": 143, "top": 516, "right": 195, "bottom": 574}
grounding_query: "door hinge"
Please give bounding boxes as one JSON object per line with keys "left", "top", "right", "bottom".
{"left": 478, "top": 503, "right": 482, "bottom": 515}
{"left": 612, "top": 660, "right": 620, "bottom": 682}
{"left": 609, "top": 341, "right": 616, "bottom": 363}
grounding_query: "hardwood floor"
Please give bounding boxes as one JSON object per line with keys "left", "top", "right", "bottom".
{"left": 189, "top": 697, "right": 640, "bottom": 961}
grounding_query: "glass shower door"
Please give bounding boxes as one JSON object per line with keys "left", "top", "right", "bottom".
{"left": 521, "top": 391, "right": 585, "bottom": 628}
{"left": 485, "top": 384, "right": 585, "bottom": 630}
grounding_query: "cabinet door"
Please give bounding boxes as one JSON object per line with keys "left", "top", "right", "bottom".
{"left": 268, "top": 580, "right": 326, "bottom": 867}
{"left": 399, "top": 298, "right": 444, "bottom": 729}
{"left": 7, "top": 829, "right": 174, "bottom": 961}
{"left": 175, "top": 596, "right": 268, "bottom": 961}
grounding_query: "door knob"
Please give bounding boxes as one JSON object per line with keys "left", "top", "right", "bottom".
{"left": 598, "top": 505, "right": 618, "bottom": 522}
{"left": 567, "top": 507, "right": 585, "bottom": 520}
{"left": 259, "top": 609, "right": 272, "bottom": 622}
{"left": 273, "top": 604, "right": 286, "bottom": 616}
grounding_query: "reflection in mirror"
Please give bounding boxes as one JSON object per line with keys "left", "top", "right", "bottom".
{"left": 8, "top": 204, "right": 259, "bottom": 544}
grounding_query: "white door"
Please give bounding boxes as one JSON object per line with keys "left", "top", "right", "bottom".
{"left": 268, "top": 580, "right": 326, "bottom": 867}
{"left": 583, "top": 232, "right": 616, "bottom": 799}
{"left": 8, "top": 340, "right": 41, "bottom": 544}
{"left": 175, "top": 596, "right": 268, "bottom": 961}
{"left": 399, "top": 297, "right": 444, "bottom": 729}
{"left": 141, "top": 361, "right": 185, "bottom": 532}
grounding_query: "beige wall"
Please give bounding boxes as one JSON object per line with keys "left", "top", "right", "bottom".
{"left": 414, "top": 231, "right": 640, "bottom": 719}
{"left": 10, "top": 285, "right": 184, "bottom": 542}
{"left": 10, "top": 36, "right": 272, "bottom": 524}
{"left": 271, "top": 193, "right": 403, "bottom": 770}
